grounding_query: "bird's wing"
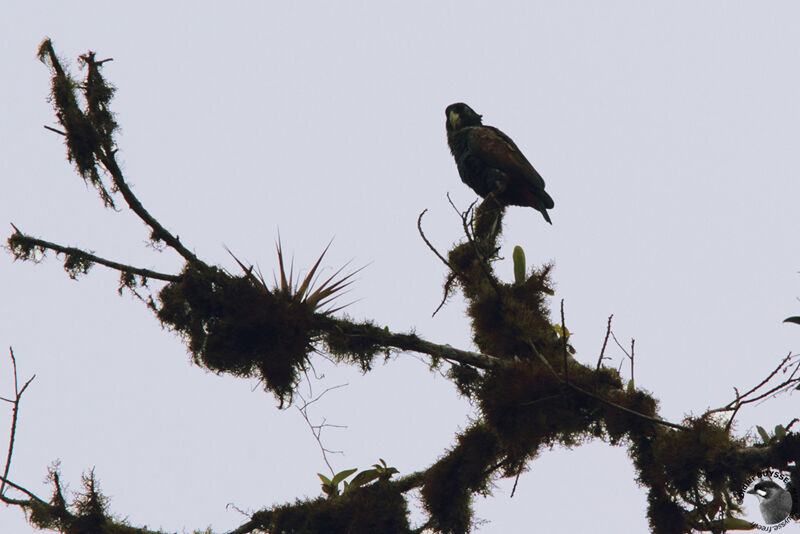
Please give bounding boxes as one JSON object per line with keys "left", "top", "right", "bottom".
{"left": 465, "top": 126, "right": 552, "bottom": 208}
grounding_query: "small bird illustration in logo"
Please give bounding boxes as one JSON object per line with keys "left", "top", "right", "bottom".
{"left": 445, "top": 103, "right": 554, "bottom": 224}
{"left": 747, "top": 479, "right": 793, "bottom": 524}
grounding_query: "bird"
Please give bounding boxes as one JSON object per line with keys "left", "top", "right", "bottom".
{"left": 747, "top": 479, "right": 793, "bottom": 524}
{"left": 445, "top": 103, "right": 554, "bottom": 224}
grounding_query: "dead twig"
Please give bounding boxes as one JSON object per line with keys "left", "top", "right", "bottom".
{"left": 560, "top": 300, "right": 568, "bottom": 383}
{"left": 417, "top": 209, "right": 463, "bottom": 317}
{"left": 0, "top": 347, "right": 41, "bottom": 504}
{"left": 446, "top": 194, "right": 501, "bottom": 297}
{"left": 785, "top": 418, "right": 799, "bottom": 433}
{"left": 595, "top": 314, "right": 614, "bottom": 372}
{"left": 417, "top": 209, "right": 458, "bottom": 274}
{"left": 43, "top": 124, "right": 66, "bottom": 136}
{"left": 610, "top": 329, "right": 635, "bottom": 388}
{"left": 708, "top": 353, "right": 800, "bottom": 423}
{"left": 510, "top": 469, "right": 523, "bottom": 498}
{"left": 610, "top": 330, "right": 631, "bottom": 358}
{"left": 295, "top": 385, "right": 348, "bottom": 476}
{"left": 629, "top": 339, "right": 635, "bottom": 390}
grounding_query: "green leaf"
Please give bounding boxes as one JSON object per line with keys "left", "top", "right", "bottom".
{"left": 331, "top": 468, "right": 358, "bottom": 486}
{"left": 317, "top": 473, "right": 332, "bottom": 486}
{"left": 552, "top": 324, "right": 570, "bottom": 341}
{"left": 718, "top": 516, "right": 757, "bottom": 530}
{"left": 783, "top": 316, "right": 800, "bottom": 325}
{"left": 774, "top": 425, "right": 786, "bottom": 440}
{"left": 756, "top": 425, "right": 770, "bottom": 444}
{"left": 346, "top": 469, "right": 381, "bottom": 491}
{"left": 513, "top": 246, "right": 526, "bottom": 285}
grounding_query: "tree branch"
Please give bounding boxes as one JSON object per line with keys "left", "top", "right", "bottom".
{"left": 8, "top": 224, "right": 179, "bottom": 282}
{"left": 326, "top": 318, "right": 503, "bottom": 370}
{"left": 0, "top": 347, "right": 36, "bottom": 500}
{"left": 95, "top": 148, "right": 203, "bottom": 266}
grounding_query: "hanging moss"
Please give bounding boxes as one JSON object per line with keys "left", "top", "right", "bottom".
{"left": 322, "top": 318, "right": 388, "bottom": 370}
{"left": 447, "top": 363, "right": 484, "bottom": 398}
{"left": 649, "top": 417, "right": 738, "bottom": 494}
{"left": 602, "top": 387, "right": 658, "bottom": 443}
{"left": 157, "top": 264, "right": 317, "bottom": 405}
{"left": 38, "top": 39, "right": 116, "bottom": 207}
{"left": 646, "top": 487, "right": 690, "bottom": 534}
{"left": 479, "top": 364, "right": 592, "bottom": 470}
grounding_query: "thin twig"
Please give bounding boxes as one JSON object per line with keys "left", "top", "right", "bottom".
{"left": 0, "top": 348, "right": 35, "bottom": 500}
{"left": 736, "top": 353, "right": 794, "bottom": 402}
{"left": 519, "top": 393, "right": 566, "bottom": 407}
{"left": 708, "top": 352, "right": 800, "bottom": 415}
{"left": 431, "top": 274, "right": 457, "bottom": 318}
{"left": 510, "top": 469, "right": 523, "bottom": 498}
{"left": 43, "top": 125, "right": 66, "bottom": 136}
{"left": 0, "top": 474, "right": 47, "bottom": 505}
{"left": 560, "top": 299, "right": 568, "bottom": 383}
{"left": 595, "top": 314, "right": 614, "bottom": 372}
{"left": 526, "top": 339, "right": 561, "bottom": 379}
{"left": 629, "top": 338, "right": 635, "bottom": 390}
{"left": 0, "top": 349, "right": 46, "bottom": 509}
{"left": 417, "top": 209, "right": 458, "bottom": 273}
{"left": 296, "top": 385, "right": 348, "bottom": 476}
{"left": 417, "top": 209, "right": 463, "bottom": 317}
{"left": 610, "top": 330, "right": 631, "bottom": 358}
{"left": 724, "top": 388, "right": 742, "bottom": 434}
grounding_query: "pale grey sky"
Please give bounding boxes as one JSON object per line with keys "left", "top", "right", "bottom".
{"left": 2, "top": 3, "right": 799, "bottom": 532}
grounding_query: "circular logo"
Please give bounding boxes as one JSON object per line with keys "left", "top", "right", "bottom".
{"left": 737, "top": 470, "right": 796, "bottom": 529}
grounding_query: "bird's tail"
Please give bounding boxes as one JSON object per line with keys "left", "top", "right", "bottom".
{"left": 520, "top": 188, "right": 553, "bottom": 224}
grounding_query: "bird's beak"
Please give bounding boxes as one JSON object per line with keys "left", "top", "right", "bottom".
{"left": 448, "top": 110, "right": 461, "bottom": 129}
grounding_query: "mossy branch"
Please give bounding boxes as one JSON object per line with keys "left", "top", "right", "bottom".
{"left": 37, "top": 38, "right": 202, "bottom": 266}
{"left": 8, "top": 224, "right": 178, "bottom": 282}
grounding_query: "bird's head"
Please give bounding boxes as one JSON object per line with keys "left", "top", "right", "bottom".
{"left": 446, "top": 103, "right": 482, "bottom": 132}
{"left": 747, "top": 480, "right": 784, "bottom": 502}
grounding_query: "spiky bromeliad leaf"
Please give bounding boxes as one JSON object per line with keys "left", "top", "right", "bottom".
{"left": 228, "top": 240, "right": 359, "bottom": 315}
{"left": 267, "top": 237, "right": 361, "bottom": 315}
